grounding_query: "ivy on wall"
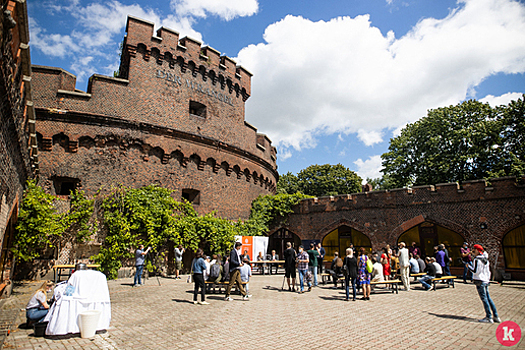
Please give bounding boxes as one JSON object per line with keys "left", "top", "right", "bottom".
{"left": 14, "top": 182, "right": 310, "bottom": 279}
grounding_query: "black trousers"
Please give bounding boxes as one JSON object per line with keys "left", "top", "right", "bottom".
{"left": 193, "top": 273, "right": 205, "bottom": 301}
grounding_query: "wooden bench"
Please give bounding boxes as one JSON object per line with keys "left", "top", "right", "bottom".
{"left": 429, "top": 275, "right": 456, "bottom": 290}
{"left": 205, "top": 281, "right": 247, "bottom": 294}
{"left": 370, "top": 279, "right": 401, "bottom": 294}
{"left": 411, "top": 273, "right": 425, "bottom": 281}
{"left": 321, "top": 273, "right": 331, "bottom": 284}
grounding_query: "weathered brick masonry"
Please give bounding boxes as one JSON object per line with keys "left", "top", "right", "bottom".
{"left": 0, "top": 0, "right": 36, "bottom": 296}
{"left": 279, "top": 177, "right": 525, "bottom": 279}
{"left": 32, "top": 16, "right": 278, "bottom": 220}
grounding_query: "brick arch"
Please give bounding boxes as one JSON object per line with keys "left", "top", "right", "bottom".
{"left": 198, "top": 65, "right": 207, "bottom": 81}
{"left": 314, "top": 219, "right": 378, "bottom": 247}
{"left": 187, "top": 61, "right": 197, "bottom": 77}
{"left": 218, "top": 74, "right": 225, "bottom": 90}
{"left": 78, "top": 136, "right": 95, "bottom": 149}
{"left": 493, "top": 218, "right": 525, "bottom": 242}
{"left": 176, "top": 56, "right": 186, "bottom": 72}
{"left": 148, "top": 146, "right": 164, "bottom": 160}
{"left": 388, "top": 215, "right": 469, "bottom": 244}
{"left": 208, "top": 70, "right": 217, "bottom": 85}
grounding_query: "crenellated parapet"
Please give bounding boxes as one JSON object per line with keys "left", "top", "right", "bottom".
{"left": 297, "top": 177, "right": 525, "bottom": 213}
{"left": 120, "top": 16, "right": 251, "bottom": 102}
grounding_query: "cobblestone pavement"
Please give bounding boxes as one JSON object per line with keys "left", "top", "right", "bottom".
{"left": 2, "top": 275, "right": 524, "bottom": 350}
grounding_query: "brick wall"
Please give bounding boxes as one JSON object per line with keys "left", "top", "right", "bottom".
{"left": 0, "top": 0, "right": 35, "bottom": 296}
{"left": 32, "top": 15, "right": 277, "bottom": 220}
{"left": 281, "top": 177, "right": 525, "bottom": 278}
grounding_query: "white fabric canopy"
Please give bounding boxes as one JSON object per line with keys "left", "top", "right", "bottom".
{"left": 44, "top": 270, "right": 111, "bottom": 335}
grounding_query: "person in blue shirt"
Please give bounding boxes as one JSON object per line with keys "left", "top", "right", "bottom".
{"left": 134, "top": 245, "right": 150, "bottom": 287}
{"left": 192, "top": 248, "right": 209, "bottom": 305}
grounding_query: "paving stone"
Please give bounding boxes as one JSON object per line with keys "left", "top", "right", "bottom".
{"left": 1, "top": 276, "right": 524, "bottom": 349}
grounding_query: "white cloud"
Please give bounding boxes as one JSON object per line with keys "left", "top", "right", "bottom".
{"left": 31, "top": 0, "right": 258, "bottom": 82}
{"left": 354, "top": 155, "right": 383, "bottom": 181}
{"left": 480, "top": 92, "right": 524, "bottom": 107}
{"left": 279, "top": 149, "right": 292, "bottom": 161}
{"left": 237, "top": 0, "right": 525, "bottom": 152}
{"left": 357, "top": 129, "right": 383, "bottom": 146}
{"left": 171, "top": 0, "right": 258, "bottom": 21}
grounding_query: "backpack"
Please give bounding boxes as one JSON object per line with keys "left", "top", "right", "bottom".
{"left": 366, "top": 257, "right": 373, "bottom": 273}
{"left": 209, "top": 263, "right": 221, "bottom": 280}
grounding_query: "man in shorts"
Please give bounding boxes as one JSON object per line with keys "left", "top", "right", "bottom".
{"left": 283, "top": 242, "right": 297, "bottom": 291}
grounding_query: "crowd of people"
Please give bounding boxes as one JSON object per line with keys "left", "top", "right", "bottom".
{"left": 129, "top": 239, "right": 501, "bottom": 324}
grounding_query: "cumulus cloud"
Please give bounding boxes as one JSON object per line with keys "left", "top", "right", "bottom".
{"left": 480, "top": 92, "right": 524, "bottom": 107}
{"left": 31, "top": 0, "right": 258, "bottom": 82}
{"left": 237, "top": 0, "right": 525, "bottom": 154}
{"left": 354, "top": 155, "right": 383, "bottom": 181}
{"left": 171, "top": 0, "right": 258, "bottom": 20}
{"left": 357, "top": 130, "right": 384, "bottom": 146}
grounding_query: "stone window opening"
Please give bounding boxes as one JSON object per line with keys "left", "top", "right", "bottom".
{"left": 189, "top": 101, "right": 206, "bottom": 118}
{"left": 53, "top": 177, "right": 80, "bottom": 196}
{"left": 182, "top": 189, "right": 200, "bottom": 205}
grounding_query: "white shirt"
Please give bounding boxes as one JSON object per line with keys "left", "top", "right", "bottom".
{"left": 26, "top": 290, "right": 47, "bottom": 309}
{"left": 432, "top": 262, "right": 443, "bottom": 275}
{"left": 372, "top": 262, "right": 384, "bottom": 282}
{"left": 398, "top": 247, "right": 410, "bottom": 267}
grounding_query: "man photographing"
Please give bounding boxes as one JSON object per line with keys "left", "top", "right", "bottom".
{"left": 134, "top": 244, "right": 151, "bottom": 287}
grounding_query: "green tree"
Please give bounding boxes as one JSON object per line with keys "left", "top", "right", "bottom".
{"left": 276, "top": 172, "right": 299, "bottom": 194}
{"left": 243, "top": 192, "right": 312, "bottom": 235}
{"left": 366, "top": 174, "right": 396, "bottom": 191}
{"left": 380, "top": 99, "right": 521, "bottom": 188}
{"left": 296, "top": 164, "right": 362, "bottom": 197}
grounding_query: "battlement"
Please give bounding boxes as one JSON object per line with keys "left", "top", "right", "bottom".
{"left": 123, "top": 16, "right": 251, "bottom": 100}
{"left": 297, "top": 177, "right": 525, "bottom": 213}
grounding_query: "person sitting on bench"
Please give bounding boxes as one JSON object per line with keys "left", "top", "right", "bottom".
{"left": 371, "top": 256, "right": 384, "bottom": 283}
{"left": 419, "top": 257, "right": 437, "bottom": 291}
{"left": 431, "top": 257, "right": 443, "bottom": 278}
{"left": 327, "top": 252, "right": 344, "bottom": 287}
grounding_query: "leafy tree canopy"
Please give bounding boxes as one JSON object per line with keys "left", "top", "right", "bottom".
{"left": 381, "top": 96, "right": 525, "bottom": 188}
{"left": 278, "top": 164, "right": 362, "bottom": 197}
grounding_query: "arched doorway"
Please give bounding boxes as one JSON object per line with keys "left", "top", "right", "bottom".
{"left": 322, "top": 225, "right": 372, "bottom": 261}
{"left": 503, "top": 224, "right": 525, "bottom": 269}
{"left": 397, "top": 222, "right": 464, "bottom": 267}
{"left": 268, "top": 228, "right": 301, "bottom": 259}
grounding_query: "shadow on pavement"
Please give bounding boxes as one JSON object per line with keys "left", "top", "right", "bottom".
{"left": 318, "top": 295, "right": 345, "bottom": 301}
{"left": 427, "top": 312, "right": 477, "bottom": 322}
{"left": 171, "top": 298, "right": 195, "bottom": 303}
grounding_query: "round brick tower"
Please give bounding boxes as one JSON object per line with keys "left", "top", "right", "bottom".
{"left": 32, "top": 16, "right": 278, "bottom": 220}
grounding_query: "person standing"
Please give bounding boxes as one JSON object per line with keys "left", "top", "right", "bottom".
{"left": 134, "top": 244, "right": 150, "bottom": 287}
{"left": 191, "top": 248, "right": 209, "bottom": 304}
{"left": 398, "top": 242, "right": 411, "bottom": 291}
{"left": 174, "top": 245, "right": 185, "bottom": 280}
{"left": 296, "top": 245, "right": 311, "bottom": 293}
{"left": 225, "top": 242, "right": 250, "bottom": 301}
{"left": 435, "top": 244, "right": 446, "bottom": 273}
{"left": 307, "top": 243, "right": 319, "bottom": 286}
{"left": 409, "top": 242, "right": 421, "bottom": 258}
{"left": 343, "top": 248, "right": 358, "bottom": 301}
{"left": 240, "top": 257, "right": 253, "bottom": 294}
{"left": 468, "top": 244, "right": 501, "bottom": 323}
{"left": 460, "top": 242, "right": 472, "bottom": 283}
{"left": 381, "top": 247, "right": 391, "bottom": 283}
{"left": 358, "top": 248, "right": 371, "bottom": 300}
{"left": 317, "top": 242, "right": 326, "bottom": 274}
{"left": 283, "top": 242, "right": 297, "bottom": 292}
{"left": 443, "top": 243, "right": 452, "bottom": 276}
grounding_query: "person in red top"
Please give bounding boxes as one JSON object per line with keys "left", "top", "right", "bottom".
{"left": 381, "top": 247, "right": 391, "bottom": 283}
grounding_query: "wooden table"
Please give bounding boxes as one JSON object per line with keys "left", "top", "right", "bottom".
{"left": 52, "top": 264, "right": 100, "bottom": 283}
{"left": 250, "top": 260, "right": 285, "bottom": 275}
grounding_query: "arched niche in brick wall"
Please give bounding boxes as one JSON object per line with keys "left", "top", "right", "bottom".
{"left": 397, "top": 222, "right": 464, "bottom": 267}
{"left": 322, "top": 225, "right": 372, "bottom": 262}
{"left": 502, "top": 224, "right": 525, "bottom": 269}
{"left": 268, "top": 228, "right": 302, "bottom": 260}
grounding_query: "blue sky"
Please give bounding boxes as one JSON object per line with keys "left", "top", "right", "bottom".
{"left": 28, "top": 0, "right": 525, "bottom": 181}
